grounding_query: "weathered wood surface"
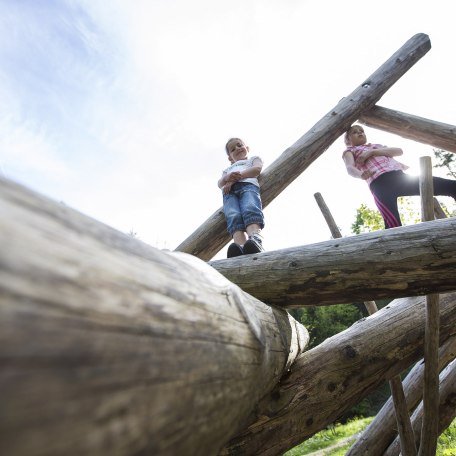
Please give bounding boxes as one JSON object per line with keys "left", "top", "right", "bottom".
{"left": 176, "top": 33, "right": 431, "bottom": 260}
{"left": 385, "top": 359, "right": 456, "bottom": 456}
{"left": 210, "top": 217, "right": 456, "bottom": 308}
{"left": 0, "top": 177, "right": 308, "bottom": 456}
{"left": 360, "top": 105, "right": 456, "bottom": 153}
{"left": 418, "top": 156, "right": 440, "bottom": 456}
{"left": 347, "top": 336, "right": 456, "bottom": 455}
{"left": 221, "top": 293, "right": 456, "bottom": 456}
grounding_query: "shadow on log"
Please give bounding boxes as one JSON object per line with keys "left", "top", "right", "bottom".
{"left": 0, "top": 177, "right": 308, "bottom": 456}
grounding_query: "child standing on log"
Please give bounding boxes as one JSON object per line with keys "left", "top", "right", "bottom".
{"left": 218, "top": 138, "right": 265, "bottom": 257}
{"left": 342, "top": 124, "right": 456, "bottom": 229}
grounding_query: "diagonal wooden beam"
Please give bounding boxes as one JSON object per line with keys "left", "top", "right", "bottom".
{"left": 176, "top": 33, "right": 431, "bottom": 260}
{"left": 359, "top": 105, "right": 456, "bottom": 153}
{"left": 210, "top": 217, "right": 456, "bottom": 308}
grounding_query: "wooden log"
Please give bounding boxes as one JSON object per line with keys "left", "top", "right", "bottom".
{"left": 418, "top": 156, "right": 440, "bottom": 456}
{"left": 210, "top": 217, "right": 456, "bottom": 308}
{"left": 346, "top": 336, "right": 456, "bottom": 455}
{"left": 384, "top": 359, "right": 456, "bottom": 456}
{"left": 176, "top": 33, "right": 431, "bottom": 260}
{"left": 0, "top": 177, "right": 308, "bottom": 456}
{"left": 221, "top": 293, "right": 456, "bottom": 456}
{"left": 359, "top": 105, "right": 456, "bottom": 153}
{"left": 314, "top": 192, "right": 416, "bottom": 455}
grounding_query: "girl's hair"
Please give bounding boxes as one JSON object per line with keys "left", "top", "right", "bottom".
{"left": 344, "top": 125, "right": 363, "bottom": 146}
{"left": 225, "top": 137, "right": 243, "bottom": 155}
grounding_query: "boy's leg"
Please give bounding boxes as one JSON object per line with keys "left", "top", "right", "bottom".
{"left": 238, "top": 184, "right": 265, "bottom": 254}
{"left": 223, "top": 192, "right": 245, "bottom": 237}
{"left": 223, "top": 190, "right": 247, "bottom": 258}
{"left": 233, "top": 231, "right": 248, "bottom": 245}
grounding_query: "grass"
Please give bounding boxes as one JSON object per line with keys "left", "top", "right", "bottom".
{"left": 284, "top": 417, "right": 456, "bottom": 456}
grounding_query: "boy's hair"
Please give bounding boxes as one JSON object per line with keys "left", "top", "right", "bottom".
{"left": 225, "top": 137, "right": 243, "bottom": 155}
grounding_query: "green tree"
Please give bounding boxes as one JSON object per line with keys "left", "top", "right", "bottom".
{"left": 433, "top": 148, "right": 456, "bottom": 178}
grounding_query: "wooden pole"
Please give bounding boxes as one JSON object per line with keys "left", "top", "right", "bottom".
{"left": 385, "top": 360, "right": 456, "bottom": 456}
{"left": 314, "top": 192, "right": 416, "bottom": 456}
{"left": 359, "top": 105, "right": 456, "bottom": 153}
{"left": 347, "top": 337, "right": 456, "bottom": 455}
{"left": 210, "top": 217, "right": 456, "bottom": 308}
{"left": 176, "top": 34, "right": 431, "bottom": 260}
{"left": 417, "top": 156, "right": 440, "bottom": 456}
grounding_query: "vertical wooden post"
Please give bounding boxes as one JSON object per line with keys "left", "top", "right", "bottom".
{"left": 418, "top": 157, "right": 440, "bottom": 456}
{"left": 314, "top": 192, "right": 417, "bottom": 455}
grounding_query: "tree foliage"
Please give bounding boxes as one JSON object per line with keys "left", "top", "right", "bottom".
{"left": 433, "top": 148, "right": 456, "bottom": 178}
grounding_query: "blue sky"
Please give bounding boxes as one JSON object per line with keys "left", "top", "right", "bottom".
{"left": 1, "top": 0, "right": 455, "bottom": 258}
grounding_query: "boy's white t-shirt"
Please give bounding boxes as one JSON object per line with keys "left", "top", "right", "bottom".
{"left": 222, "top": 156, "right": 261, "bottom": 188}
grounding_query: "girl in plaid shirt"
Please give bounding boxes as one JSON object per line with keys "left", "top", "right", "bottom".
{"left": 343, "top": 125, "right": 456, "bottom": 229}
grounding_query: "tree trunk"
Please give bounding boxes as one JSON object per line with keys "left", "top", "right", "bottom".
{"left": 0, "top": 177, "right": 308, "bottom": 456}
{"left": 359, "top": 105, "right": 456, "bottom": 153}
{"left": 176, "top": 33, "right": 431, "bottom": 260}
{"left": 210, "top": 217, "right": 456, "bottom": 308}
{"left": 221, "top": 293, "right": 456, "bottom": 456}
{"left": 346, "top": 336, "right": 456, "bottom": 455}
{"left": 384, "top": 359, "right": 456, "bottom": 456}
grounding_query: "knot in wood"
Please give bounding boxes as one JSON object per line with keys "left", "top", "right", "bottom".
{"left": 343, "top": 345, "right": 357, "bottom": 359}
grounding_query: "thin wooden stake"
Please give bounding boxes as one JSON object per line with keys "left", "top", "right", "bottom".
{"left": 418, "top": 157, "right": 440, "bottom": 456}
{"left": 313, "top": 192, "right": 417, "bottom": 456}
{"left": 433, "top": 197, "right": 447, "bottom": 219}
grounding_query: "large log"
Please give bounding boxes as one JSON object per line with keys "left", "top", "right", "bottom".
{"left": 385, "top": 359, "right": 456, "bottom": 456}
{"left": 347, "top": 336, "right": 456, "bottom": 455}
{"left": 360, "top": 105, "right": 456, "bottom": 153}
{"left": 210, "top": 217, "right": 456, "bottom": 308}
{"left": 221, "top": 293, "right": 456, "bottom": 456}
{"left": 176, "top": 33, "right": 431, "bottom": 260}
{"left": 0, "top": 177, "right": 308, "bottom": 456}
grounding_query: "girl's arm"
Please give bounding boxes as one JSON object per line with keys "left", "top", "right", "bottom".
{"left": 357, "top": 147, "right": 403, "bottom": 164}
{"left": 343, "top": 151, "right": 372, "bottom": 180}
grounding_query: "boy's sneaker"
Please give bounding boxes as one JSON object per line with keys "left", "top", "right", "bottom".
{"left": 227, "top": 243, "right": 244, "bottom": 258}
{"left": 243, "top": 232, "right": 264, "bottom": 255}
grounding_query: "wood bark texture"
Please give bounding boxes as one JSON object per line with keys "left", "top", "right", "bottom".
{"left": 0, "top": 177, "right": 308, "bottom": 456}
{"left": 347, "top": 336, "right": 456, "bottom": 455}
{"left": 384, "top": 359, "right": 456, "bottom": 456}
{"left": 210, "top": 217, "right": 456, "bottom": 308}
{"left": 176, "top": 33, "right": 431, "bottom": 260}
{"left": 418, "top": 156, "right": 440, "bottom": 456}
{"left": 221, "top": 293, "right": 456, "bottom": 456}
{"left": 360, "top": 105, "right": 456, "bottom": 153}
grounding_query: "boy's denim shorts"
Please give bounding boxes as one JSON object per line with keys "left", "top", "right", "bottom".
{"left": 223, "top": 182, "right": 265, "bottom": 235}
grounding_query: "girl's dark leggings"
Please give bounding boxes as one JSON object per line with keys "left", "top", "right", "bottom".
{"left": 369, "top": 170, "right": 456, "bottom": 229}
